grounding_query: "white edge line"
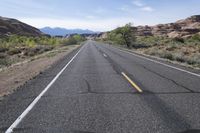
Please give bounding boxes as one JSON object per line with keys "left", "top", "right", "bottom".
{"left": 115, "top": 47, "right": 200, "bottom": 78}
{"left": 5, "top": 45, "right": 84, "bottom": 133}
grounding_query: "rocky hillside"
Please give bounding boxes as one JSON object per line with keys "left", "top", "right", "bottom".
{"left": 135, "top": 15, "right": 200, "bottom": 38}
{"left": 0, "top": 16, "right": 43, "bottom": 37}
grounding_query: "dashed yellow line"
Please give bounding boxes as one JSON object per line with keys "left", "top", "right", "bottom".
{"left": 121, "top": 72, "right": 143, "bottom": 93}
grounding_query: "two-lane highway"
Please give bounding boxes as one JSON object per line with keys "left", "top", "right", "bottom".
{"left": 1, "top": 41, "right": 200, "bottom": 133}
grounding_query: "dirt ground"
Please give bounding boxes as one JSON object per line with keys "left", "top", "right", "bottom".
{"left": 0, "top": 45, "right": 80, "bottom": 98}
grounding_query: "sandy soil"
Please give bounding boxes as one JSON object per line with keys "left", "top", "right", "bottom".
{"left": 0, "top": 45, "right": 80, "bottom": 98}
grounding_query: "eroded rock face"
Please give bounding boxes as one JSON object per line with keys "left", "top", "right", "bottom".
{"left": 135, "top": 15, "right": 200, "bottom": 38}
{"left": 0, "top": 16, "right": 43, "bottom": 37}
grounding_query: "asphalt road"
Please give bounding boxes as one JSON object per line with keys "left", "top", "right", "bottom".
{"left": 1, "top": 41, "right": 200, "bottom": 133}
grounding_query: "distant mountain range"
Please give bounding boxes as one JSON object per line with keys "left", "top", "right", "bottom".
{"left": 0, "top": 16, "right": 43, "bottom": 37}
{"left": 0, "top": 16, "right": 97, "bottom": 37}
{"left": 40, "top": 27, "right": 97, "bottom": 36}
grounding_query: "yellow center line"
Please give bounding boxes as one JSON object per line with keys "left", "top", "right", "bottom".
{"left": 121, "top": 72, "right": 143, "bottom": 93}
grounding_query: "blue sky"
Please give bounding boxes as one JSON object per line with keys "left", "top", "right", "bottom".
{"left": 0, "top": 0, "right": 200, "bottom": 31}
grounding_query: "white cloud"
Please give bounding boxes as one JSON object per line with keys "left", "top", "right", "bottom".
{"left": 131, "top": 0, "right": 154, "bottom": 12}
{"left": 132, "top": 0, "right": 144, "bottom": 7}
{"left": 141, "top": 6, "right": 154, "bottom": 12}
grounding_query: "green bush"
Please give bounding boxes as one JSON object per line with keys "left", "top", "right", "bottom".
{"left": 62, "top": 35, "right": 86, "bottom": 46}
{"left": 187, "top": 59, "right": 196, "bottom": 65}
{"left": 187, "top": 54, "right": 200, "bottom": 65}
{"left": 173, "top": 53, "right": 186, "bottom": 62}
{"left": 64, "top": 37, "right": 77, "bottom": 45}
{"left": 173, "top": 37, "right": 184, "bottom": 43}
{"left": 0, "top": 35, "right": 87, "bottom": 68}
{"left": 161, "top": 52, "right": 173, "bottom": 60}
{"left": 0, "top": 35, "right": 87, "bottom": 57}
{"left": 73, "top": 35, "right": 86, "bottom": 42}
{"left": 107, "top": 23, "right": 136, "bottom": 48}
{"left": 191, "top": 34, "right": 200, "bottom": 41}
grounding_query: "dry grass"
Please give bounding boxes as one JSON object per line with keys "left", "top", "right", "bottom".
{"left": 134, "top": 35, "right": 200, "bottom": 68}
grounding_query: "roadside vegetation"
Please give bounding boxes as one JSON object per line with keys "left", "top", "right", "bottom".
{"left": 102, "top": 24, "right": 200, "bottom": 68}
{"left": 107, "top": 23, "right": 136, "bottom": 48}
{"left": 135, "top": 35, "right": 200, "bottom": 68}
{"left": 0, "top": 35, "right": 86, "bottom": 68}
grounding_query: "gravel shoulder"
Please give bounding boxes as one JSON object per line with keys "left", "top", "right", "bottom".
{"left": 0, "top": 45, "right": 80, "bottom": 98}
{"left": 102, "top": 42, "right": 200, "bottom": 71}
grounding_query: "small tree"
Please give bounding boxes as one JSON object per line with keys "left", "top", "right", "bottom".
{"left": 116, "top": 23, "right": 135, "bottom": 48}
{"left": 66, "top": 36, "right": 77, "bottom": 45}
{"left": 73, "top": 35, "right": 86, "bottom": 42}
{"left": 108, "top": 23, "right": 136, "bottom": 48}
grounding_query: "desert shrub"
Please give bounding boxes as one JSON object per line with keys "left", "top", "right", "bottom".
{"left": 141, "top": 36, "right": 157, "bottom": 44}
{"left": 1, "top": 35, "right": 64, "bottom": 48}
{"left": 0, "top": 47, "right": 9, "bottom": 53}
{"left": 0, "top": 35, "right": 86, "bottom": 58}
{"left": 24, "top": 39, "right": 36, "bottom": 48}
{"left": 73, "top": 35, "right": 86, "bottom": 42}
{"left": 64, "top": 37, "right": 77, "bottom": 45}
{"left": 125, "top": 33, "right": 200, "bottom": 67}
{"left": 0, "top": 58, "right": 10, "bottom": 66}
{"left": 173, "top": 37, "right": 184, "bottom": 43}
{"left": 186, "top": 54, "right": 200, "bottom": 65}
{"left": 191, "top": 34, "right": 200, "bottom": 41}
{"left": 23, "top": 45, "right": 53, "bottom": 56}
{"left": 166, "top": 46, "right": 176, "bottom": 51}
{"left": 132, "top": 43, "right": 150, "bottom": 49}
{"left": 7, "top": 48, "right": 21, "bottom": 55}
{"left": 173, "top": 52, "right": 186, "bottom": 62}
{"left": 0, "top": 53, "right": 6, "bottom": 58}
{"left": 62, "top": 35, "right": 86, "bottom": 46}
{"left": 144, "top": 48, "right": 157, "bottom": 56}
{"left": 135, "top": 36, "right": 171, "bottom": 47}
{"left": 165, "top": 43, "right": 178, "bottom": 51}
{"left": 147, "top": 49, "right": 174, "bottom": 60}
{"left": 187, "top": 58, "right": 196, "bottom": 65}
{"left": 160, "top": 52, "right": 174, "bottom": 60}
{"left": 0, "top": 36, "right": 66, "bottom": 55}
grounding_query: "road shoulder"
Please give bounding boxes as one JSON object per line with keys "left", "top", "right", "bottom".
{"left": 103, "top": 43, "right": 200, "bottom": 74}
{"left": 0, "top": 45, "right": 80, "bottom": 98}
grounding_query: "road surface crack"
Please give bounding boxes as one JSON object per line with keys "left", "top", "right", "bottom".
{"left": 141, "top": 65, "right": 195, "bottom": 93}
{"left": 83, "top": 78, "right": 92, "bottom": 93}
{"left": 100, "top": 45, "right": 195, "bottom": 93}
